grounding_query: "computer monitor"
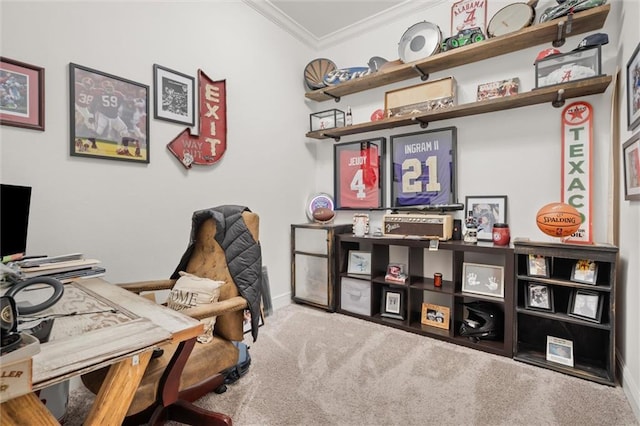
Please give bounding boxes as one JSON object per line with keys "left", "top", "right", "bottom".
{"left": 1, "top": 184, "right": 32, "bottom": 258}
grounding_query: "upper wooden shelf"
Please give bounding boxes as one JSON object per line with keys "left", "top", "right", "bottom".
{"left": 304, "top": 4, "right": 610, "bottom": 103}
{"left": 306, "top": 75, "right": 612, "bottom": 140}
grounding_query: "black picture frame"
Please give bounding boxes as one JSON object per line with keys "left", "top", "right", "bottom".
{"left": 570, "top": 259, "right": 598, "bottom": 285}
{"left": 568, "top": 289, "right": 603, "bottom": 323}
{"left": 524, "top": 283, "right": 554, "bottom": 312}
{"left": 464, "top": 195, "right": 508, "bottom": 241}
{"left": 626, "top": 42, "right": 640, "bottom": 131}
{"left": 69, "top": 63, "right": 149, "bottom": 163}
{"left": 390, "top": 127, "right": 457, "bottom": 207}
{"left": 333, "top": 137, "right": 385, "bottom": 209}
{"left": 0, "top": 56, "right": 45, "bottom": 131}
{"left": 153, "top": 64, "right": 195, "bottom": 126}
{"left": 527, "top": 254, "right": 550, "bottom": 278}
{"left": 381, "top": 287, "right": 405, "bottom": 320}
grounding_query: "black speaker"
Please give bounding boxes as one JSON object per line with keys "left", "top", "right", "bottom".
{"left": 453, "top": 219, "right": 462, "bottom": 240}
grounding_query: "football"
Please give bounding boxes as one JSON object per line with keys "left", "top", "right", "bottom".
{"left": 536, "top": 202, "right": 582, "bottom": 237}
{"left": 312, "top": 207, "right": 335, "bottom": 223}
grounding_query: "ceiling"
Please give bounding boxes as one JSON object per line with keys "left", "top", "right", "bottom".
{"left": 243, "top": 0, "right": 443, "bottom": 49}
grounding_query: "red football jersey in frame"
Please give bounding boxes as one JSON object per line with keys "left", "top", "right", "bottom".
{"left": 334, "top": 138, "right": 385, "bottom": 209}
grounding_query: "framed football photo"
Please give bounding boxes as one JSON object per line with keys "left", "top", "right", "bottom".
{"left": 333, "top": 138, "right": 385, "bottom": 209}
{"left": 390, "top": 127, "right": 457, "bottom": 207}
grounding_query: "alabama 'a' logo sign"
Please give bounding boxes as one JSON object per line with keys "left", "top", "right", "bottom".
{"left": 167, "top": 70, "right": 227, "bottom": 168}
{"left": 561, "top": 101, "right": 593, "bottom": 244}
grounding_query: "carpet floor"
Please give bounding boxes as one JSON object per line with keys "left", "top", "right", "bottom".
{"left": 66, "top": 303, "right": 638, "bottom": 425}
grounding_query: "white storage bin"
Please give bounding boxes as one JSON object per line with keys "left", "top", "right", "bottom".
{"left": 340, "top": 278, "right": 371, "bottom": 316}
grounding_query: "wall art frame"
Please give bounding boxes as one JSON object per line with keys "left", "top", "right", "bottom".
{"left": 421, "top": 303, "right": 449, "bottom": 329}
{"left": 69, "top": 63, "right": 150, "bottom": 163}
{"left": 461, "top": 262, "right": 504, "bottom": 298}
{"left": 464, "top": 195, "right": 507, "bottom": 241}
{"left": 0, "top": 57, "right": 45, "bottom": 131}
{"left": 333, "top": 137, "right": 385, "bottom": 209}
{"left": 626, "top": 42, "right": 640, "bottom": 131}
{"left": 381, "top": 287, "right": 405, "bottom": 320}
{"left": 390, "top": 127, "right": 457, "bottom": 207}
{"left": 568, "top": 289, "right": 603, "bottom": 323}
{"left": 347, "top": 251, "right": 371, "bottom": 276}
{"left": 546, "top": 335, "right": 574, "bottom": 367}
{"left": 622, "top": 131, "right": 640, "bottom": 201}
{"left": 153, "top": 64, "right": 195, "bottom": 126}
{"left": 524, "top": 283, "right": 554, "bottom": 312}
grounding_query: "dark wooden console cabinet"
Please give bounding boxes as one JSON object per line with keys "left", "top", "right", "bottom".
{"left": 336, "top": 234, "right": 514, "bottom": 357}
{"left": 513, "top": 239, "right": 618, "bottom": 386}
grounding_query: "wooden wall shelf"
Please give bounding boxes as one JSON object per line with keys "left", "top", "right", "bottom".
{"left": 304, "top": 4, "right": 610, "bottom": 103}
{"left": 306, "top": 75, "right": 612, "bottom": 140}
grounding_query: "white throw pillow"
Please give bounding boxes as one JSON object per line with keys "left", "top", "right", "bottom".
{"left": 167, "top": 271, "right": 224, "bottom": 343}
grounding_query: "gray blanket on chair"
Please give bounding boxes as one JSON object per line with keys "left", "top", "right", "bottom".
{"left": 172, "top": 205, "right": 263, "bottom": 342}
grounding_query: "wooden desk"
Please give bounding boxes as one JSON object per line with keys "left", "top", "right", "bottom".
{"left": 0, "top": 278, "right": 203, "bottom": 425}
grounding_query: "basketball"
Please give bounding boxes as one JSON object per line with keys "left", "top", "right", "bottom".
{"left": 536, "top": 202, "right": 582, "bottom": 237}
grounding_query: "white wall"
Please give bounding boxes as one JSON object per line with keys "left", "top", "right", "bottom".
{"left": 0, "top": 1, "right": 315, "bottom": 309}
{"left": 310, "top": 0, "right": 639, "bottom": 416}
{"left": 1, "top": 0, "right": 638, "bottom": 417}
{"left": 616, "top": 0, "right": 640, "bottom": 418}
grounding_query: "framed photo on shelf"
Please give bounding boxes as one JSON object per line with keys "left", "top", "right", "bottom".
{"left": 524, "top": 283, "right": 554, "bottom": 312}
{"left": 0, "top": 57, "right": 45, "bottom": 131}
{"left": 352, "top": 213, "right": 370, "bottom": 236}
{"left": 333, "top": 138, "right": 385, "bottom": 209}
{"left": 461, "top": 262, "right": 504, "bottom": 298}
{"left": 622, "top": 132, "right": 640, "bottom": 201}
{"left": 570, "top": 259, "right": 598, "bottom": 284}
{"left": 69, "top": 63, "right": 150, "bottom": 163}
{"left": 390, "top": 127, "right": 457, "bottom": 207}
{"left": 385, "top": 263, "right": 407, "bottom": 284}
{"left": 347, "top": 251, "right": 371, "bottom": 276}
{"left": 153, "top": 64, "right": 195, "bottom": 126}
{"left": 626, "top": 42, "right": 640, "bottom": 131}
{"left": 568, "top": 289, "right": 603, "bottom": 323}
{"left": 464, "top": 195, "right": 507, "bottom": 241}
{"left": 381, "top": 287, "right": 405, "bottom": 320}
{"left": 421, "top": 303, "right": 449, "bottom": 329}
{"left": 527, "top": 254, "right": 550, "bottom": 277}
{"left": 546, "top": 335, "right": 574, "bottom": 367}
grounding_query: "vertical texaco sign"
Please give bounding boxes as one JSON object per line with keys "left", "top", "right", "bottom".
{"left": 561, "top": 101, "right": 593, "bottom": 244}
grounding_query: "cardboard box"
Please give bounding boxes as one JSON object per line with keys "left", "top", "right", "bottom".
{"left": 535, "top": 46, "right": 602, "bottom": 89}
{"left": 340, "top": 278, "right": 371, "bottom": 316}
{"left": 385, "top": 76, "right": 456, "bottom": 118}
{"left": 477, "top": 78, "right": 520, "bottom": 101}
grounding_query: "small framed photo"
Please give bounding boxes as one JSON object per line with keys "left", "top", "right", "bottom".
{"left": 70, "top": 63, "right": 150, "bottom": 163}
{"left": 347, "top": 251, "right": 371, "bottom": 276}
{"left": 381, "top": 287, "right": 405, "bottom": 320}
{"left": 464, "top": 195, "right": 507, "bottom": 241}
{"left": 570, "top": 259, "right": 598, "bottom": 284}
{"left": 0, "top": 57, "right": 45, "bottom": 131}
{"left": 524, "top": 283, "right": 554, "bottom": 312}
{"left": 153, "top": 64, "right": 195, "bottom": 126}
{"left": 527, "top": 254, "right": 550, "bottom": 278}
{"left": 626, "top": 42, "right": 640, "bottom": 131}
{"left": 462, "top": 262, "right": 504, "bottom": 298}
{"left": 546, "top": 336, "right": 574, "bottom": 367}
{"left": 421, "top": 303, "right": 450, "bottom": 330}
{"left": 385, "top": 263, "right": 407, "bottom": 284}
{"left": 352, "top": 213, "right": 370, "bottom": 236}
{"left": 242, "top": 307, "right": 265, "bottom": 334}
{"left": 622, "top": 132, "right": 640, "bottom": 201}
{"left": 568, "top": 289, "right": 603, "bottom": 323}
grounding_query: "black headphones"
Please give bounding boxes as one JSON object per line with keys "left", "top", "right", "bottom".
{"left": 5, "top": 276, "right": 65, "bottom": 315}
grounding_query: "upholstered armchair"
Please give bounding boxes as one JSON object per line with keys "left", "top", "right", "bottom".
{"left": 81, "top": 207, "right": 262, "bottom": 425}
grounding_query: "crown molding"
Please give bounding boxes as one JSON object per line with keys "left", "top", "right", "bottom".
{"left": 243, "top": 0, "right": 447, "bottom": 50}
